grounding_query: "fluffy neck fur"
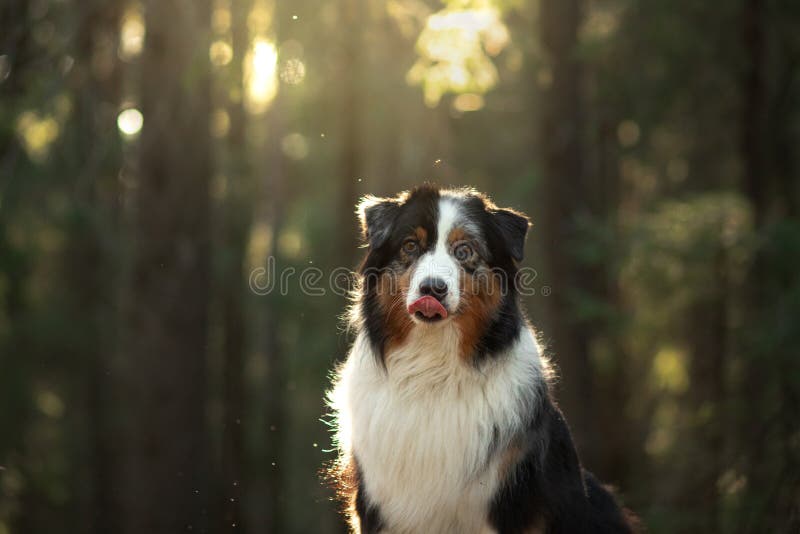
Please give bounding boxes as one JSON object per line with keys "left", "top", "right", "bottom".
{"left": 330, "top": 319, "right": 549, "bottom": 533}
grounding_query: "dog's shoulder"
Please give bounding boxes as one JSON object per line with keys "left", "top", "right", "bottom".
{"left": 489, "top": 397, "right": 638, "bottom": 533}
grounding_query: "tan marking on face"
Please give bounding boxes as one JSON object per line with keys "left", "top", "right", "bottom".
{"left": 378, "top": 269, "right": 414, "bottom": 355}
{"left": 415, "top": 226, "right": 428, "bottom": 247}
{"left": 447, "top": 226, "right": 469, "bottom": 245}
{"left": 454, "top": 267, "right": 503, "bottom": 362}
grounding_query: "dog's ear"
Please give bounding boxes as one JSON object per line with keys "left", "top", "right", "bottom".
{"left": 491, "top": 208, "right": 530, "bottom": 262}
{"left": 357, "top": 196, "right": 401, "bottom": 249}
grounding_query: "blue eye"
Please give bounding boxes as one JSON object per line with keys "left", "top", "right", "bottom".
{"left": 454, "top": 243, "right": 473, "bottom": 261}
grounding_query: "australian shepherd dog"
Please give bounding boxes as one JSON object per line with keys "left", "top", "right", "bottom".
{"left": 328, "top": 185, "right": 637, "bottom": 533}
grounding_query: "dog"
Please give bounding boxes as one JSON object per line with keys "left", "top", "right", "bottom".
{"left": 328, "top": 185, "right": 636, "bottom": 533}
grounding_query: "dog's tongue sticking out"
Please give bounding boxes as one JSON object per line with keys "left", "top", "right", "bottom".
{"left": 408, "top": 295, "right": 448, "bottom": 320}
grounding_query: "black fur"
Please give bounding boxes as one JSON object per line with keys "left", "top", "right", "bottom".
{"left": 353, "top": 460, "right": 384, "bottom": 534}
{"left": 358, "top": 185, "right": 441, "bottom": 361}
{"left": 491, "top": 208, "right": 530, "bottom": 263}
{"left": 357, "top": 186, "right": 530, "bottom": 365}
{"left": 472, "top": 291, "right": 523, "bottom": 365}
{"left": 458, "top": 194, "right": 529, "bottom": 363}
{"left": 488, "top": 396, "right": 634, "bottom": 533}
{"left": 358, "top": 185, "right": 441, "bottom": 272}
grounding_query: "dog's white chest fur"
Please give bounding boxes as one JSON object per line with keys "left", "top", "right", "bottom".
{"left": 331, "top": 326, "right": 544, "bottom": 533}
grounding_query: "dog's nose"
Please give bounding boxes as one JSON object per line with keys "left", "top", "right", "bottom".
{"left": 419, "top": 277, "right": 448, "bottom": 302}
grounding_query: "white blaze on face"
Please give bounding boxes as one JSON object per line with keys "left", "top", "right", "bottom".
{"left": 407, "top": 198, "right": 462, "bottom": 316}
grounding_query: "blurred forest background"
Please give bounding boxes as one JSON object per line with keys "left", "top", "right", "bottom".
{"left": 1, "top": 0, "right": 799, "bottom": 532}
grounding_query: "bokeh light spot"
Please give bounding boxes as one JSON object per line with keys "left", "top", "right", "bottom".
{"left": 210, "top": 40, "right": 233, "bottom": 67}
{"left": 248, "top": 2, "right": 273, "bottom": 34}
{"left": 211, "top": 109, "right": 230, "bottom": 138}
{"left": 36, "top": 389, "right": 65, "bottom": 418}
{"left": 117, "top": 108, "right": 144, "bottom": 137}
{"left": 652, "top": 347, "right": 689, "bottom": 393}
{"left": 119, "top": 4, "right": 145, "bottom": 61}
{"left": 278, "top": 228, "right": 304, "bottom": 259}
{"left": 280, "top": 58, "right": 306, "bottom": 85}
{"left": 618, "top": 120, "right": 641, "bottom": 147}
{"left": 408, "top": 7, "right": 510, "bottom": 106}
{"left": 245, "top": 38, "right": 278, "bottom": 114}
{"left": 667, "top": 158, "right": 689, "bottom": 183}
{"left": 212, "top": 6, "right": 231, "bottom": 34}
{"left": 281, "top": 133, "right": 309, "bottom": 160}
{"left": 452, "top": 93, "right": 484, "bottom": 112}
{"left": 536, "top": 67, "right": 553, "bottom": 89}
{"left": 16, "top": 111, "right": 60, "bottom": 161}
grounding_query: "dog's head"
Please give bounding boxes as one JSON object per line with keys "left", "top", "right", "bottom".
{"left": 355, "top": 185, "right": 530, "bottom": 363}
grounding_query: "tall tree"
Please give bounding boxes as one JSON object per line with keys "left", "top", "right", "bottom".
{"left": 247, "top": 6, "right": 289, "bottom": 531}
{"left": 215, "top": 0, "right": 251, "bottom": 530}
{"left": 739, "top": 1, "right": 800, "bottom": 531}
{"left": 537, "top": 0, "right": 596, "bottom": 460}
{"left": 119, "top": 0, "right": 213, "bottom": 532}
{"left": 65, "top": 1, "right": 122, "bottom": 531}
{"left": 683, "top": 245, "right": 727, "bottom": 533}
{"left": 742, "top": 0, "right": 767, "bottom": 225}
{"left": 337, "top": 0, "right": 364, "bottom": 264}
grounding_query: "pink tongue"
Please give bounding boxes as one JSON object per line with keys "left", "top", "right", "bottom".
{"left": 408, "top": 295, "right": 448, "bottom": 319}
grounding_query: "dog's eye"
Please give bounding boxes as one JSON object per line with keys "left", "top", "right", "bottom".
{"left": 402, "top": 239, "right": 419, "bottom": 254}
{"left": 454, "top": 243, "right": 473, "bottom": 261}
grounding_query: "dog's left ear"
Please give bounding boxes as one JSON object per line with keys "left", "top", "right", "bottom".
{"left": 357, "top": 195, "right": 401, "bottom": 249}
{"left": 492, "top": 208, "right": 531, "bottom": 262}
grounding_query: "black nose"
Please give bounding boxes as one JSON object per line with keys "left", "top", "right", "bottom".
{"left": 419, "top": 277, "right": 448, "bottom": 302}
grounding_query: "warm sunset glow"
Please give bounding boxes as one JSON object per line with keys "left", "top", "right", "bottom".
{"left": 244, "top": 38, "right": 278, "bottom": 114}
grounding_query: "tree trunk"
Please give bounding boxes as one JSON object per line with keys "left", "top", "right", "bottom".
{"left": 245, "top": 18, "right": 289, "bottom": 532}
{"left": 684, "top": 247, "right": 727, "bottom": 534}
{"left": 216, "top": 0, "right": 251, "bottom": 530}
{"left": 262, "top": 94, "right": 288, "bottom": 534}
{"left": 741, "top": 0, "right": 767, "bottom": 225}
{"left": 338, "top": 0, "right": 363, "bottom": 265}
{"left": 739, "top": 0, "right": 767, "bottom": 496}
{"left": 592, "top": 114, "right": 633, "bottom": 486}
{"left": 538, "top": 0, "right": 595, "bottom": 458}
{"left": 67, "top": 1, "right": 122, "bottom": 532}
{"left": 120, "top": 1, "right": 212, "bottom": 532}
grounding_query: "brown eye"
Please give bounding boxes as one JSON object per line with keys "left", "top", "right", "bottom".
{"left": 454, "top": 242, "right": 473, "bottom": 261}
{"left": 402, "top": 239, "right": 419, "bottom": 254}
